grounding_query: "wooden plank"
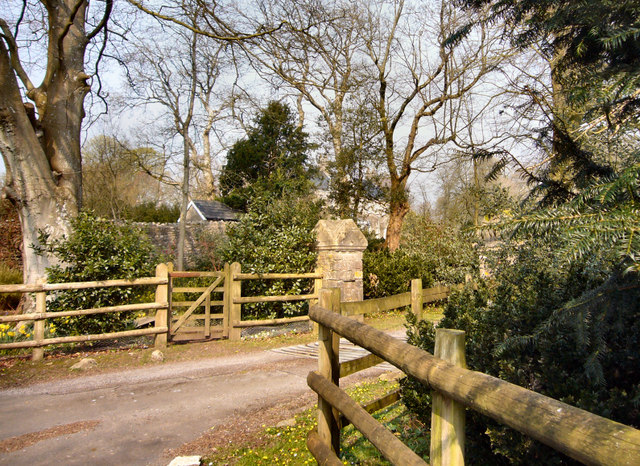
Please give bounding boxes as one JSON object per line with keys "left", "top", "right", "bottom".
{"left": 171, "top": 274, "right": 224, "bottom": 334}
{"left": 411, "top": 279, "right": 423, "bottom": 320}
{"left": 169, "top": 271, "right": 224, "bottom": 278}
{"left": 0, "top": 327, "right": 168, "bottom": 349}
{"left": 340, "top": 389, "right": 401, "bottom": 428}
{"left": 309, "top": 305, "right": 640, "bottom": 466}
{"left": 174, "top": 326, "right": 224, "bottom": 332}
{"left": 172, "top": 287, "right": 225, "bottom": 293}
{"left": 171, "top": 300, "right": 224, "bottom": 307}
{"left": 32, "top": 287, "right": 46, "bottom": 361}
{"left": 0, "top": 302, "right": 167, "bottom": 323}
{"left": 422, "top": 284, "right": 466, "bottom": 303}
{"left": 0, "top": 277, "right": 167, "bottom": 293}
{"left": 339, "top": 353, "right": 385, "bottom": 377}
{"left": 222, "top": 263, "right": 230, "bottom": 338}
{"left": 233, "top": 293, "right": 317, "bottom": 304}
{"left": 317, "top": 288, "right": 341, "bottom": 455}
{"left": 154, "top": 263, "right": 170, "bottom": 349}
{"left": 170, "top": 328, "right": 223, "bottom": 342}
{"left": 431, "top": 329, "right": 465, "bottom": 466}
{"left": 205, "top": 293, "right": 211, "bottom": 338}
{"left": 234, "top": 272, "right": 323, "bottom": 280}
{"left": 306, "top": 430, "right": 343, "bottom": 466}
{"left": 341, "top": 292, "right": 411, "bottom": 316}
{"left": 229, "top": 263, "right": 242, "bottom": 341}
{"left": 308, "top": 371, "right": 426, "bottom": 466}
{"left": 172, "top": 313, "right": 224, "bottom": 321}
{"left": 232, "top": 315, "right": 309, "bottom": 328}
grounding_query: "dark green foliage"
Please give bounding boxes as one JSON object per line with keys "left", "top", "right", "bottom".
{"left": 363, "top": 250, "right": 434, "bottom": 299}
{"left": 326, "top": 104, "right": 387, "bottom": 220}
{"left": 219, "top": 101, "right": 315, "bottom": 211}
{"left": 363, "top": 213, "right": 478, "bottom": 299}
{"left": 492, "top": 157, "right": 640, "bottom": 273}
{"left": 402, "top": 239, "right": 640, "bottom": 464}
{"left": 123, "top": 202, "right": 180, "bottom": 223}
{"left": 459, "top": 0, "right": 640, "bottom": 81}
{"left": 459, "top": 0, "right": 640, "bottom": 205}
{"left": 36, "top": 212, "right": 155, "bottom": 336}
{"left": 217, "top": 194, "right": 323, "bottom": 319}
{"left": 400, "top": 213, "right": 478, "bottom": 284}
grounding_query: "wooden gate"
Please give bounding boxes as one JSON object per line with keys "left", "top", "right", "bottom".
{"left": 168, "top": 266, "right": 229, "bottom": 342}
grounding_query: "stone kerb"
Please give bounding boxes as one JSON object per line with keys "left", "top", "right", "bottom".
{"left": 314, "top": 219, "right": 368, "bottom": 303}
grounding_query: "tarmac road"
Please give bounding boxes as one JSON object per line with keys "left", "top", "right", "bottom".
{"left": 0, "top": 333, "right": 404, "bottom": 466}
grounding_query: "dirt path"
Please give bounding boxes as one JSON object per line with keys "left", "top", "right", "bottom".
{"left": 0, "top": 333, "right": 404, "bottom": 466}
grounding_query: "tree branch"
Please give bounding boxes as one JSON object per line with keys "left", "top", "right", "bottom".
{"left": 127, "top": 0, "right": 286, "bottom": 41}
{"left": 0, "top": 18, "right": 35, "bottom": 94}
{"left": 87, "top": 0, "right": 113, "bottom": 40}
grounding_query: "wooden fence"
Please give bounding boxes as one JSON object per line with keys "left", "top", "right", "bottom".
{"left": 0, "top": 262, "right": 324, "bottom": 357}
{"left": 168, "top": 262, "right": 322, "bottom": 341}
{"left": 307, "top": 287, "right": 640, "bottom": 466}
{"left": 0, "top": 263, "right": 171, "bottom": 360}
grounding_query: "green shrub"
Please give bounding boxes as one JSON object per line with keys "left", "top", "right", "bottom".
{"left": 36, "top": 212, "right": 156, "bottom": 336}
{"left": 0, "top": 262, "right": 22, "bottom": 311}
{"left": 364, "top": 250, "right": 433, "bottom": 299}
{"left": 399, "top": 212, "right": 478, "bottom": 284}
{"left": 402, "top": 239, "right": 640, "bottom": 464}
{"left": 123, "top": 201, "right": 180, "bottom": 223}
{"left": 363, "top": 213, "right": 478, "bottom": 299}
{"left": 217, "top": 194, "right": 323, "bottom": 319}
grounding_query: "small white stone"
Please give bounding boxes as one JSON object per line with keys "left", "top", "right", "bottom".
{"left": 150, "top": 349, "right": 164, "bottom": 362}
{"left": 276, "top": 418, "right": 296, "bottom": 428}
{"left": 70, "top": 358, "right": 97, "bottom": 371}
{"left": 167, "top": 455, "right": 201, "bottom": 466}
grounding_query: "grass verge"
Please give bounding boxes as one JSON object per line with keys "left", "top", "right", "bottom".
{"left": 200, "top": 377, "right": 430, "bottom": 465}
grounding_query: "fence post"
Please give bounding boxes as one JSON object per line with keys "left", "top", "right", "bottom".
{"left": 318, "top": 287, "right": 341, "bottom": 455}
{"left": 311, "top": 269, "right": 323, "bottom": 336}
{"left": 167, "top": 262, "right": 174, "bottom": 341}
{"left": 32, "top": 280, "right": 46, "bottom": 361}
{"left": 229, "top": 262, "right": 242, "bottom": 341}
{"left": 430, "top": 328, "right": 466, "bottom": 466}
{"left": 154, "top": 263, "right": 170, "bottom": 349}
{"left": 222, "top": 263, "right": 230, "bottom": 338}
{"left": 411, "top": 278, "right": 423, "bottom": 321}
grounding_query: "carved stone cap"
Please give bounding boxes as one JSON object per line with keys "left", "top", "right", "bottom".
{"left": 314, "top": 219, "right": 368, "bottom": 252}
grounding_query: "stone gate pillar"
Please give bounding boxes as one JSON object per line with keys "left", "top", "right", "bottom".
{"left": 314, "top": 219, "right": 368, "bottom": 302}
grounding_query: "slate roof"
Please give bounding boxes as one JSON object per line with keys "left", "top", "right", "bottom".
{"left": 190, "top": 200, "right": 240, "bottom": 221}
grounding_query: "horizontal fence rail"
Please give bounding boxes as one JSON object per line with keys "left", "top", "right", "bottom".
{"left": 309, "top": 302, "right": 640, "bottom": 466}
{"left": 225, "top": 263, "right": 323, "bottom": 340}
{"left": 308, "top": 371, "right": 426, "bottom": 466}
{"left": 341, "top": 292, "right": 411, "bottom": 316}
{"left": 0, "top": 327, "right": 167, "bottom": 349}
{"left": 0, "top": 277, "right": 167, "bottom": 294}
{"left": 0, "top": 302, "right": 166, "bottom": 323}
{"left": 0, "top": 264, "right": 172, "bottom": 359}
{"left": 233, "top": 293, "right": 318, "bottom": 304}
{"left": 234, "top": 272, "right": 323, "bottom": 280}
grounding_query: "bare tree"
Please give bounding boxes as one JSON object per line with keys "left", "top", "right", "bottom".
{"left": 126, "top": 3, "right": 246, "bottom": 269}
{"left": 360, "top": 0, "right": 506, "bottom": 249}
{"left": 245, "top": 0, "right": 371, "bottom": 172}
{"left": 0, "top": 0, "right": 112, "bottom": 285}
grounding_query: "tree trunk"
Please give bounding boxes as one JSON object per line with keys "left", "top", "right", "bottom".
{"left": 0, "top": 0, "right": 90, "bottom": 287}
{"left": 384, "top": 179, "right": 410, "bottom": 251}
{"left": 177, "top": 137, "right": 190, "bottom": 271}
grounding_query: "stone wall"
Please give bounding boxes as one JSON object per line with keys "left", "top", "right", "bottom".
{"left": 135, "top": 221, "right": 229, "bottom": 268}
{"left": 314, "top": 219, "right": 368, "bottom": 302}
